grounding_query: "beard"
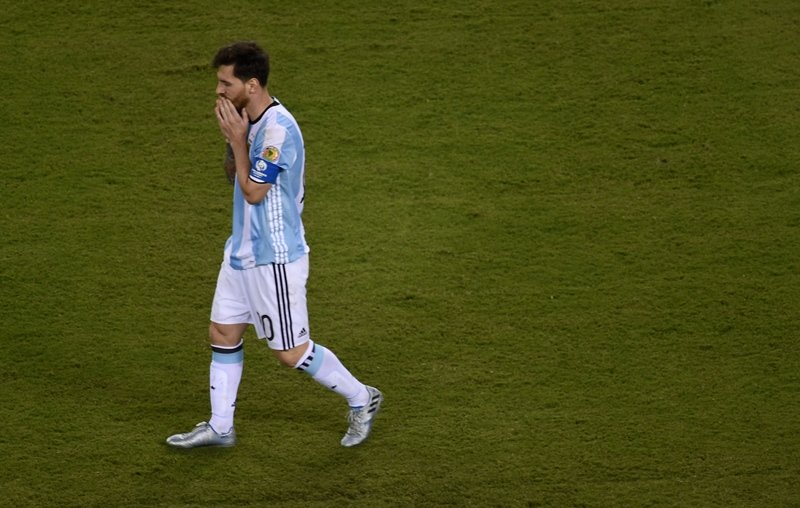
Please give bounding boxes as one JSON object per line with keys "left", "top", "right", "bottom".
{"left": 223, "top": 93, "right": 248, "bottom": 112}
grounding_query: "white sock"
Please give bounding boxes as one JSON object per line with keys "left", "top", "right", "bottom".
{"left": 294, "top": 341, "right": 369, "bottom": 407}
{"left": 208, "top": 341, "right": 243, "bottom": 434}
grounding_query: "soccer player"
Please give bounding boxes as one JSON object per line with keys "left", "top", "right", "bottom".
{"left": 166, "top": 41, "right": 383, "bottom": 448}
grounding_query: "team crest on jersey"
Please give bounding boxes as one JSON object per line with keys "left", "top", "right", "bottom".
{"left": 262, "top": 146, "right": 280, "bottom": 162}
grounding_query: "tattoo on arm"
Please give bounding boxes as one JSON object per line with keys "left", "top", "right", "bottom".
{"left": 223, "top": 143, "right": 236, "bottom": 185}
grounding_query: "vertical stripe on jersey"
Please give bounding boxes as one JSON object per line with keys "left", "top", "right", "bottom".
{"left": 241, "top": 200, "right": 254, "bottom": 268}
{"left": 267, "top": 174, "right": 289, "bottom": 264}
{"left": 229, "top": 176, "right": 263, "bottom": 270}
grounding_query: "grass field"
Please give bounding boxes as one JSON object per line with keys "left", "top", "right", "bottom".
{"left": 2, "top": 0, "right": 799, "bottom": 506}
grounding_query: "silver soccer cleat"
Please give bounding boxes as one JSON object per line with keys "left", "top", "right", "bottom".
{"left": 341, "top": 386, "right": 383, "bottom": 447}
{"left": 166, "top": 422, "right": 236, "bottom": 449}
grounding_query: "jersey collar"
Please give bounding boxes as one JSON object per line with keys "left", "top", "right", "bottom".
{"left": 250, "top": 97, "right": 281, "bottom": 124}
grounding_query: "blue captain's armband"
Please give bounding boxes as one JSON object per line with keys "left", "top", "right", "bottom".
{"left": 250, "top": 158, "right": 281, "bottom": 184}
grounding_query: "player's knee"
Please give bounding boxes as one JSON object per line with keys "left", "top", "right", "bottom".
{"left": 209, "top": 323, "right": 223, "bottom": 343}
{"left": 209, "top": 322, "right": 244, "bottom": 347}
{"left": 273, "top": 350, "right": 297, "bottom": 368}
{"left": 273, "top": 344, "right": 308, "bottom": 368}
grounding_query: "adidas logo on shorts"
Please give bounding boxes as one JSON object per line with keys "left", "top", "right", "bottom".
{"left": 298, "top": 327, "right": 308, "bottom": 338}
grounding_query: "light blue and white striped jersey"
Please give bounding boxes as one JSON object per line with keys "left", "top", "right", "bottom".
{"left": 224, "top": 98, "right": 309, "bottom": 269}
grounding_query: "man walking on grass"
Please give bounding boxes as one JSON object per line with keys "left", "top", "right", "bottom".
{"left": 166, "top": 41, "right": 383, "bottom": 449}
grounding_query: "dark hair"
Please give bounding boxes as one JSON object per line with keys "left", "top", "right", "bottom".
{"left": 212, "top": 41, "right": 269, "bottom": 86}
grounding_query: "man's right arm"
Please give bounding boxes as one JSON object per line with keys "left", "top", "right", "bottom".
{"left": 223, "top": 143, "right": 236, "bottom": 184}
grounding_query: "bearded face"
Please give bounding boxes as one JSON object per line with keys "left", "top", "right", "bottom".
{"left": 216, "top": 65, "right": 249, "bottom": 111}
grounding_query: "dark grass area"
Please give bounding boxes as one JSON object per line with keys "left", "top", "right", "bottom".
{"left": 1, "top": 1, "right": 799, "bottom": 506}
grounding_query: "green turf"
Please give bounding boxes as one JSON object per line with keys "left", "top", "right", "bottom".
{"left": 2, "top": 0, "right": 799, "bottom": 506}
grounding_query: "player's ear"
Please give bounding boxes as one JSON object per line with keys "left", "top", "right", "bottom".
{"left": 247, "top": 78, "right": 259, "bottom": 94}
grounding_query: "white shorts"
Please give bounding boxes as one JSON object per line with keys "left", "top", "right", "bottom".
{"left": 210, "top": 255, "right": 311, "bottom": 350}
